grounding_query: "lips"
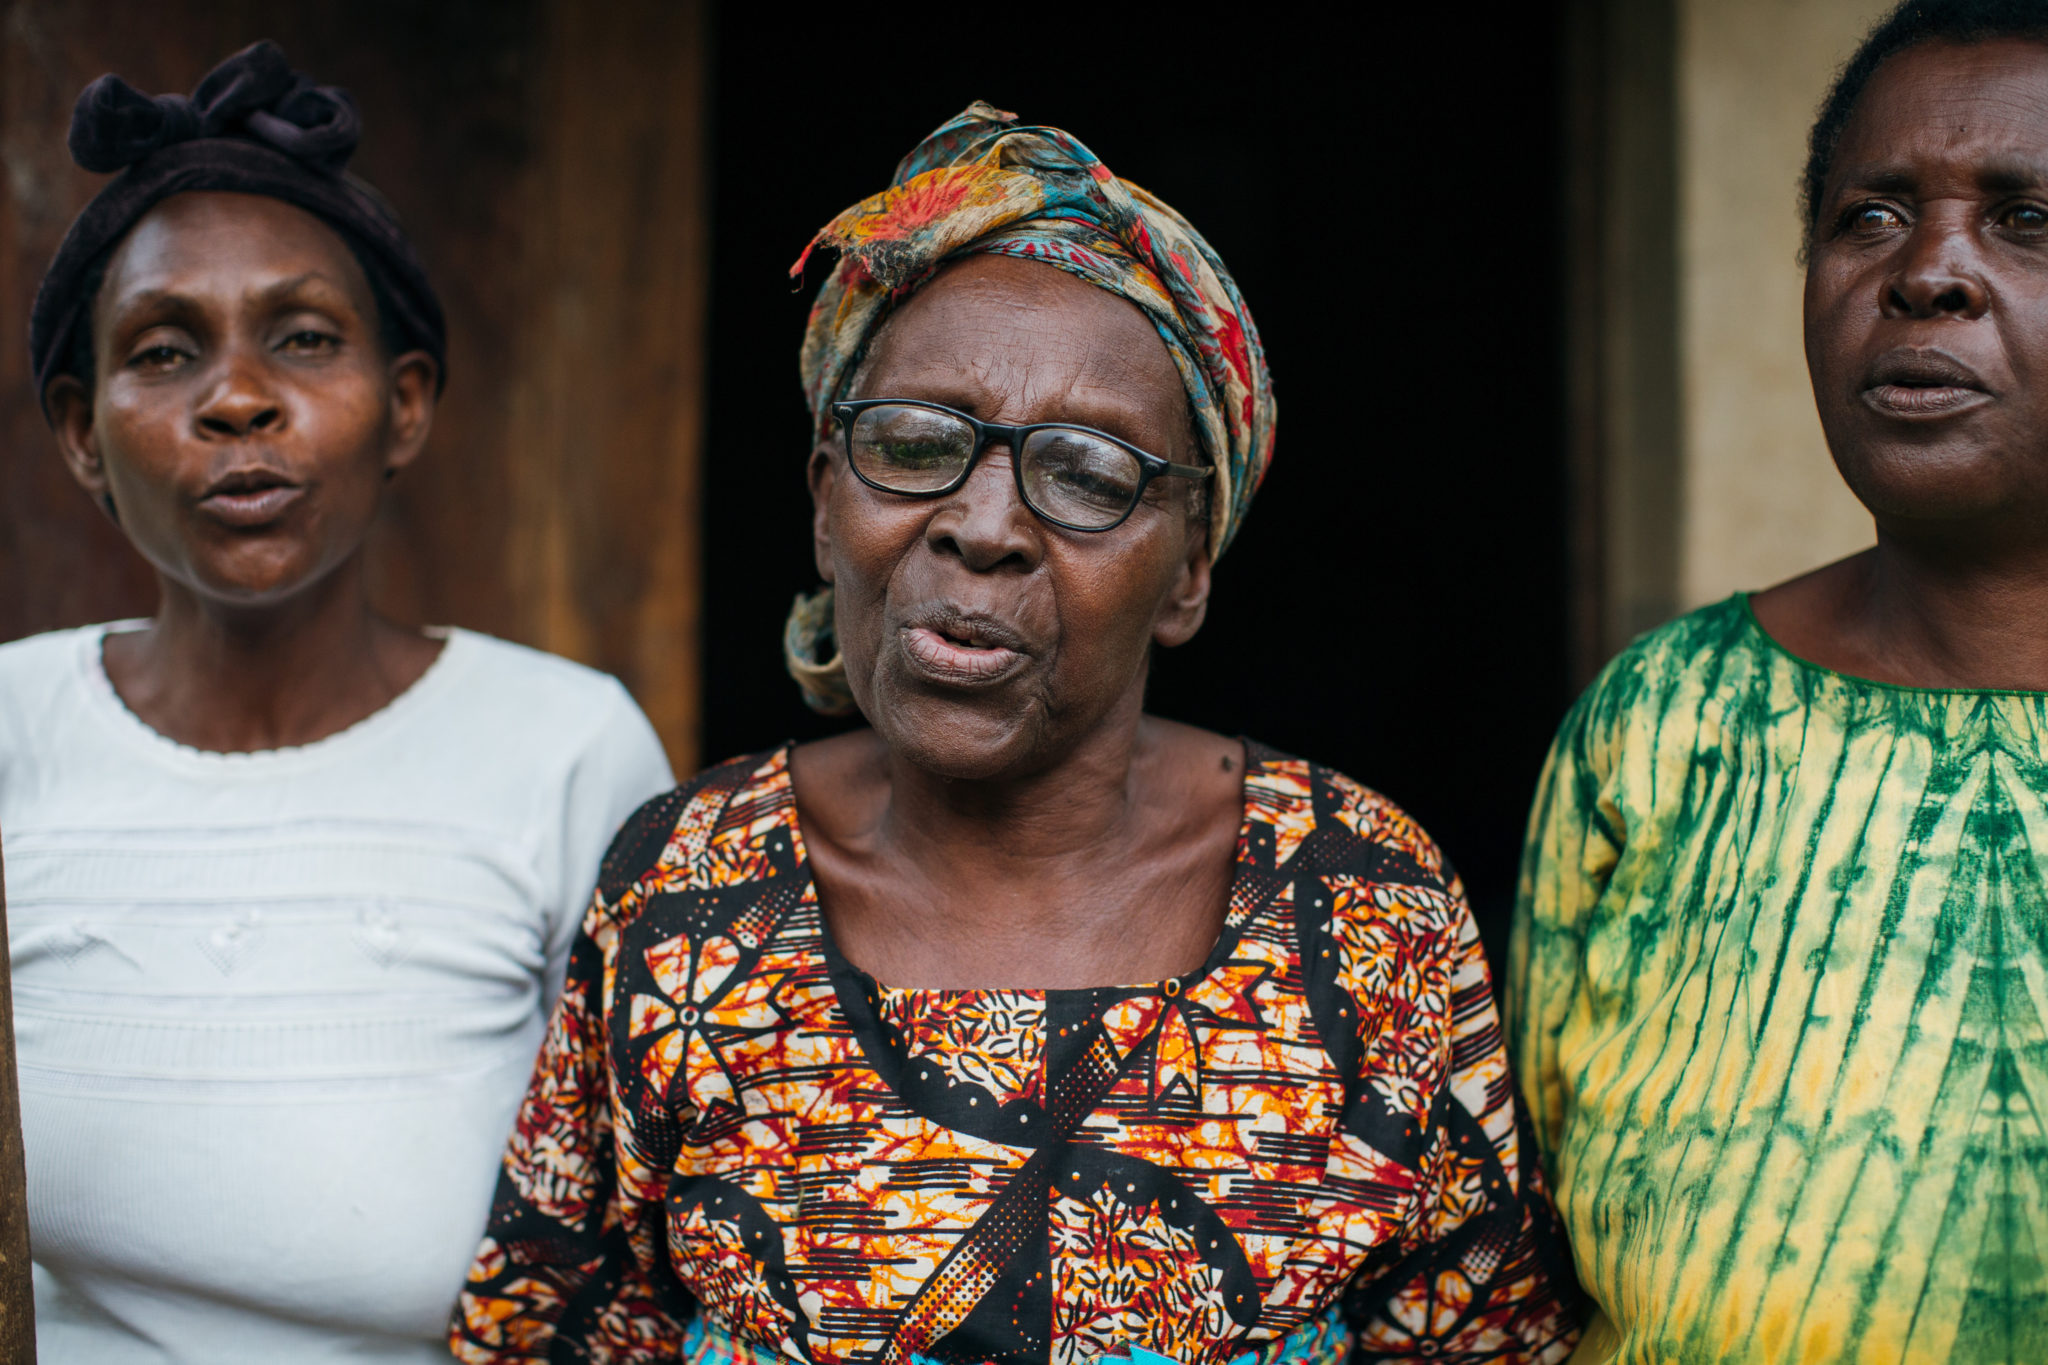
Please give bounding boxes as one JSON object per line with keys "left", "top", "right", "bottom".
{"left": 196, "top": 466, "right": 304, "bottom": 528}
{"left": 898, "top": 608, "right": 1030, "bottom": 687}
{"left": 1861, "top": 348, "right": 1992, "bottom": 418}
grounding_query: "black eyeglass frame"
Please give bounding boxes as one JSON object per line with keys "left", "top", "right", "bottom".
{"left": 830, "top": 398, "right": 1213, "bottom": 533}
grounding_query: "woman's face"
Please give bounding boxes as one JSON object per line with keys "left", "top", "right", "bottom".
{"left": 47, "top": 191, "right": 435, "bottom": 608}
{"left": 810, "top": 254, "right": 1212, "bottom": 781}
{"left": 1805, "top": 38, "right": 2048, "bottom": 534}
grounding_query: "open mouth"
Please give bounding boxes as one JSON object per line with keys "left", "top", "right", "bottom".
{"left": 1861, "top": 349, "right": 1991, "bottom": 418}
{"left": 900, "top": 610, "right": 1030, "bottom": 685}
{"left": 197, "top": 466, "right": 305, "bottom": 527}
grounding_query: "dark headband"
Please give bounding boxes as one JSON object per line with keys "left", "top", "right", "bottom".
{"left": 28, "top": 40, "right": 446, "bottom": 414}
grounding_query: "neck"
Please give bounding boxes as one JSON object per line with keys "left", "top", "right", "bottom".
{"left": 878, "top": 701, "right": 1157, "bottom": 876}
{"left": 108, "top": 555, "right": 431, "bottom": 752}
{"left": 1859, "top": 522, "right": 2048, "bottom": 688}
{"left": 795, "top": 692, "right": 1245, "bottom": 989}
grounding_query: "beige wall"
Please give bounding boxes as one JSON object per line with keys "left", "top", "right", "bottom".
{"left": 1675, "top": 0, "right": 1890, "bottom": 605}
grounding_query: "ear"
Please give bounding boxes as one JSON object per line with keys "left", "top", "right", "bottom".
{"left": 46, "top": 374, "right": 117, "bottom": 521}
{"left": 381, "top": 350, "right": 438, "bottom": 478}
{"left": 1152, "top": 512, "right": 1212, "bottom": 649}
{"left": 807, "top": 437, "right": 840, "bottom": 583}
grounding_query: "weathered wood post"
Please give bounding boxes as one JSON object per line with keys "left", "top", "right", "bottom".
{"left": 0, "top": 838, "right": 33, "bottom": 1361}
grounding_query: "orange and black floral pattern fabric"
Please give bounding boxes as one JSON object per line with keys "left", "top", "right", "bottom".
{"left": 451, "top": 745, "right": 1580, "bottom": 1364}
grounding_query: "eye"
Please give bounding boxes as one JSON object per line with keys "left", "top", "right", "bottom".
{"left": 845, "top": 404, "right": 974, "bottom": 491}
{"left": 278, "top": 328, "right": 339, "bottom": 353}
{"left": 1842, "top": 201, "right": 1906, "bottom": 235}
{"left": 876, "top": 440, "right": 953, "bottom": 468}
{"left": 1021, "top": 431, "right": 1143, "bottom": 522}
{"left": 124, "top": 342, "right": 189, "bottom": 371}
{"left": 2000, "top": 203, "right": 2048, "bottom": 233}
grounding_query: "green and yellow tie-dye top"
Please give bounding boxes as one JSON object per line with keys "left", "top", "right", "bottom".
{"left": 1509, "top": 594, "right": 2048, "bottom": 1365}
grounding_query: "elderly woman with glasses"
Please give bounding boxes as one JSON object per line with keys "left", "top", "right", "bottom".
{"left": 452, "top": 104, "right": 1580, "bottom": 1365}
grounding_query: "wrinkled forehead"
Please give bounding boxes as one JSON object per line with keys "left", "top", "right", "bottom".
{"left": 848, "top": 255, "right": 1194, "bottom": 445}
{"left": 99, "top": 191, "right": 372, "bottom": 311}
{"left": 1834, "top": 38, "right": 2048, "bottom": 185}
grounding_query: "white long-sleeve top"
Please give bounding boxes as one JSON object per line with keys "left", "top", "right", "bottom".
{"left": 0, "top": 622, "right": 675, "bottom": 1363}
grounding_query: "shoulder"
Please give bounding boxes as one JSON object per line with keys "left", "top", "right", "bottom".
{"left": 433, "top": 630, "right": 666, "bottom": 762}
{"left": 1241, "top": 740, "right": 1459, "bottom": 895}
{"left": 1546, "top": 595, "right": 1767, "bottom": 771}
{"left": 1580, "top": 595, "right": 1759, "bottom": 720}
{"left": 439, "top": 629, "right": 643, "bottom": 714}
{"left": 593, "top": 747, "right": 792, "bottom": 905}
{"left": 0, "top": 624, "right": 116, "bottom": 749}
{"left": 0, "top": 622, "right": 108, "bottom": 688}
{"left": 1242, "top": 746, "right": 1483, "bottom": 1076}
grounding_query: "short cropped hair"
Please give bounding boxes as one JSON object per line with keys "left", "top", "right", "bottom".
{"left": 1803, "top": 0, "right": 2048, "bottom": 239}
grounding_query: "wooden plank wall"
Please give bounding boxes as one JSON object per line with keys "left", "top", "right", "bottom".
{"left": 0, "top": 0, "right": 707, "bottom": 771}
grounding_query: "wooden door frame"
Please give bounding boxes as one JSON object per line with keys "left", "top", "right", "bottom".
{"left": 1563, "top": 0, "right": 1684, "bottom": 684}
{"left": 0, "top": 839, "right": 31, "bottom": 1362}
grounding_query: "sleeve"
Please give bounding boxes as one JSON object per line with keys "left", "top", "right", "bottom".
{"left": 1506, "top": 678, "right": 1624, "bottom": 1171}
{"left": 542, "top": 681, "right": 675, "bottom": 1015}
{"left": 1338, "top": 867, "right": 1585, "bottom": 1363}
{"left": 451, "top": 791, "right": 698, "bottom": 1364}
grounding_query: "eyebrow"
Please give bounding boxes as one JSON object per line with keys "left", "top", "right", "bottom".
{"left": 1836, "top": 167, "right": 1917, "bottom": 197}
{"left": 248, "top": 270, "right": 346, "bottom": 304}
{"left": 112, "top": 270, "right": 349, "bottom": 316}
{"left": 1976, "top": 159, "right": 2048, "bottom": 193}
{"left": 1831, "top": 158, "right": 2048, "bottom": 198}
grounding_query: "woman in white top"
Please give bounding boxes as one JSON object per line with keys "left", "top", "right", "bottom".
{"left": 1, "top": 43, "right": 673, "bottom": 1362}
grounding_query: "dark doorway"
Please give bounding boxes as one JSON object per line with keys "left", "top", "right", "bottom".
{"left": 700, "top": 6, "right": 1573, "bottom": 969}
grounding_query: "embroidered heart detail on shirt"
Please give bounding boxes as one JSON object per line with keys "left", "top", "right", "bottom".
{"left": 355, "top": 901, "right": 408, "bottom": 968}
{"left": 198, "top": 909, "right": 263, "bottom": 975}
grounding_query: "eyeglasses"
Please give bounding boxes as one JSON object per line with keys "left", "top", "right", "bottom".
{"left": 831, "top": 398, "right": 1213, "bottom": 533}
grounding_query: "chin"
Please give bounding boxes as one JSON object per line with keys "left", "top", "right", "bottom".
{"left": 878, "top": 706, "right": 1051, "bottom": 781}
{"left": 858, "top": 673, "right": 1057, "bottom": 782}
{"left": 1819, "top": 403, "right": 2038, "bottom": 520}
{"left": 182, "top": 549, "right": 334, "bottom": 607}
{"left": 1832, "top": 444, "right": 2021, "bottom": 525}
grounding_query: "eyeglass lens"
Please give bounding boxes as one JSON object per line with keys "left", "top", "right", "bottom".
{"left": 846, "top": 404, "right": 1145, "bottom": 530}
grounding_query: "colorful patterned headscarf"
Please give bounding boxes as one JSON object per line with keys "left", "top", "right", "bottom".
{"left": 785, "top": 101, "right": 1276, "bottom": 713}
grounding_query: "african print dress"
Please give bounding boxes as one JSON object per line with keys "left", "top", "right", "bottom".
{"left": 452, "top": 744, "right": 1580, "bottom": 1365}
{"left": 1511, "top": 595, "right": 2048, "bottom": 1364}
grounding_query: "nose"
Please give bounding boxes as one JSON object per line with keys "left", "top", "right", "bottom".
{"left": 925, "top": 443, "right": 1041, "bottom": 573}
{"left": 193, "top": 351, "right": 284, "bottom": 439}
{"left": 1882, "top": 216, "right": 1989, "bottom": 321}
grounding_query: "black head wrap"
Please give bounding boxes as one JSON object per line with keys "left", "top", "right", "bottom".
{"left": 28, "top": 40, "right": 446, "bottom": 414}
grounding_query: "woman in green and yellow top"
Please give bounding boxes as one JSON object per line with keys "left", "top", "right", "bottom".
{"left": 1511, "top": 3, "right": 2048, "bottom": 1362}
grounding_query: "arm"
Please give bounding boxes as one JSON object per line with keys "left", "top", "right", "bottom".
{"left": 542, "top": 682, "right": 675, "bottom": 1018}
{"left": 1339, "top": 874, "right": 1583, "bottom": 1363}
{"left": 451, "top": 796, "right": 696, "bottom": 1364}
{"left": 1507, "top": 686, "right": 1622, "bottom": 1175}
